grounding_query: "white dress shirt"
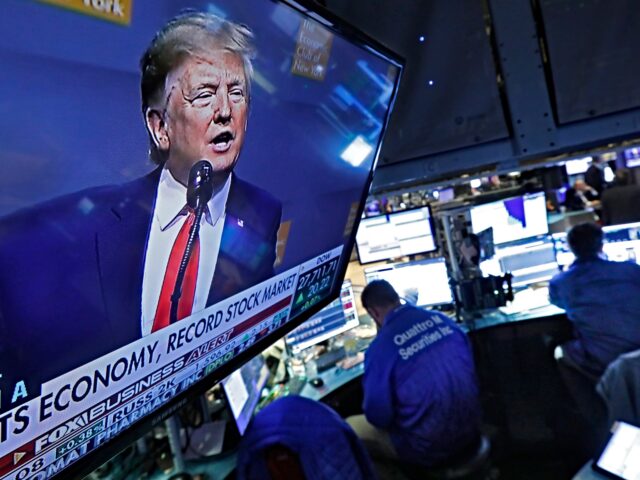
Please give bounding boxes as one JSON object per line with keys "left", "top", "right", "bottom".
{"left": 141, "top": 167, "right": 231, "bottom": 336}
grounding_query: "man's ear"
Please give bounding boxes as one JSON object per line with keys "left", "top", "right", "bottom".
{"left": 368, "top": 306, "right": 383, "bottom": 326}
{"left": 145, "top": 108, "right": 170, "bottom": 151}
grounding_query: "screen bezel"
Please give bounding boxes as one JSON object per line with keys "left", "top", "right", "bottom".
{"left": 592, "top": 420, "right": 640, "bottom": 480}
{"left": 355, "top": 204, "right": 438, "bottom": 265}
{"left": 39, "top": 1, "right": 403, "bottom": 477}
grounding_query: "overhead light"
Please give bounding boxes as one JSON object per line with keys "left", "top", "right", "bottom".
{"left": 419, "top": 35, "right": 425, "bottom": 42}
{"left": 341, "top": 136, "right": 373, "bottom": 167}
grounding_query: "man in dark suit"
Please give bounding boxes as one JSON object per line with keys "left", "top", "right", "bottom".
{"left": 600, "top": 168, "right": 640, "bottom": 226}
{"left": 584, "top": 156, "right": 608, "bottom": 197}
{"left": 0, "top": 12, "right": 281, "bottom": 399}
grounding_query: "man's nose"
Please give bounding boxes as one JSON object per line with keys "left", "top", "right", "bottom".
{"left": 214, "top": 93, "right": 231, "bottom": 123}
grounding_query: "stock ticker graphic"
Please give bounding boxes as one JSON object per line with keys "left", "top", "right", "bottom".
{"left": 290, "top": 255, "right": 340, "bottom": 318}
{"left": 0, "top": 247, "right": 344, "bottom": 480}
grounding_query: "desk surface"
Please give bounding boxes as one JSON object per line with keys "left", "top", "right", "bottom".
{"left": 294, "top": 288, "right": 566, "bottom": 396}
{"left": 299, "top": 361, "right": 365, "bottom": 401}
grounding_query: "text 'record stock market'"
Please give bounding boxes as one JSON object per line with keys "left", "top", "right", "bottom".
{"left": 0, "top": 246, "right": 342, "bottom": 480}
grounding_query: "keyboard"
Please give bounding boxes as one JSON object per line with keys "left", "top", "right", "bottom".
{"left": 315, "top": 347, "right": 347, "bottom": 372}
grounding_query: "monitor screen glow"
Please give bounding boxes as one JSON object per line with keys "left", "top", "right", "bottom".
{"left": 364, "top": 258, "right": 453, "bottom": 307}
{"left": 356, "top": 206, "right": 437, "bottom": 264}
{"left": 470, "top": 192, "right": 549, "bottom": 246}
{"left": 222, "top": 355, "right": 270, "bottom": 436}
{"left": 564, "top": 157, "right": 592, "bottom": 175}
{"left": 285, "top": 280, "right": 359, "bottom": 353}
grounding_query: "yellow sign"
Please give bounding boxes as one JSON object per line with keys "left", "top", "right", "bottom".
{"left": 291, "top": 19, "right": 333, "bottom": 81}
{"left": 36, "top": 0, "right": 132, "bottom": 26}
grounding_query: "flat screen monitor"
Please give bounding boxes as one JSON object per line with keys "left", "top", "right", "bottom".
{"left": 285, "top": 280, "right": 359, "bottom": 353}
{"left": 0, "top": 1, "right": 402, "bottom": 478}
{"left": 355, "top": 206, "right": 437, "bottom": 264}
{"left": 624, "top": 147, "right": 640, "bottom": 168}
{"left": 493, "top": 238, "right": 559, "bottom": 288}
{"left": 221, "top": 355, "right": 270, "bottom": 436}
{"left": 470, "top": 192, "right": 549, "bottom": 246}
{"left": 553, "top": 222, "right": 640, "bottom": 267}
{"left": 564, "top": 157, "right": 592, "bottom": 175}
{"left": 437, "top": 187, "right": 455, "bottom": 202}
{"left": 364, "top": 258, "right": 453, "bottom": 307}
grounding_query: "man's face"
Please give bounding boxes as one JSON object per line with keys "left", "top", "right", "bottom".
{"left": 161, "top": 49, "right": 249, "bottom": 183}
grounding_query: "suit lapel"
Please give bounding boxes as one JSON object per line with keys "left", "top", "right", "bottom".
{"left": 208, "top": 175, "right": 246, "bottom": 306}
{"left": 96, "top": 168, "right": 160, "bottom": 344}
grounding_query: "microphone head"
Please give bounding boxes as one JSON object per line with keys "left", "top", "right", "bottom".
{"left": 186, "top": 160, "right": 214, "bottom": 210}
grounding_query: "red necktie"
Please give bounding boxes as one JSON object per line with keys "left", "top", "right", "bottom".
{"left": 151, "top": 208, "right": 201, "bottom": 333}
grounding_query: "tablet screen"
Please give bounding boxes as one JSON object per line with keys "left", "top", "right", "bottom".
{"left": 595, "top": 421, "right": 640, "bottom": 480}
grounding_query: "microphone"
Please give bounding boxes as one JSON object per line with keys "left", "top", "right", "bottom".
{"left": 170, "top": 160, "right": 214, "bottom": 325}
{"left": 187, "top": 160, "right": 214, "bottom": 210}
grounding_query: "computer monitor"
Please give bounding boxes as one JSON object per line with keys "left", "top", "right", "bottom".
{"left": 437, "top": 187, "right": 455, "bottom": 203}
{"left": 470, "top": 191, "right": 549, "bottom": 246}
{"left": 355, "top": 206, "right": 437, "bottom": 264}
{"left": 222, "top": 355, "right": 270, "bottom": 436}
{"left": 565, "top": 157, "right": 592, "bottom": 175}
{"left": 0, "top": 1, "right": 402, "bottom": 477}
{"left": 603, "top": 222, "right": 640, "bottom": 263}
{"left": 624, "top": 147, "right": 640, "bottom": 168}
{"left": 491, "top": 238, "right": 559, "bottom": 288}
{"left": 553, "top": 222, "right": 640, "bottom": 267}
{"left": 551, "top": 232, "right": 575, "bottom": 269}
{"left": 285, "top": 280, "right": 359, "bottom": 353}
{"left": 364, "top": 258, "right": 453, "bottom": 307}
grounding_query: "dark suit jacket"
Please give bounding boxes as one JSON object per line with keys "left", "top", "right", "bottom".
{"left": 601, "top": 185, "right": 640, "bottom": 226}
{"left": 0, "top": 168, "right": 281, "bottom": 402}
{"left": 585, "top": 165, "right": 606, "bottom": 196}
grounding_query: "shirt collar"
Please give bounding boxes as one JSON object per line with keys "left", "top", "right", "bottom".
{"left": 383, "top": 303, "right": 409, "bottom": 327}
{"left": 155, "top": 166, "right": 231, "bottom": 231}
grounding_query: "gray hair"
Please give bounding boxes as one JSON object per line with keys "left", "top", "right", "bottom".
{"left": 140, "top": 11, "right": 256, "bottom": 164}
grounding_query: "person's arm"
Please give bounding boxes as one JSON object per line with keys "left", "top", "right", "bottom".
{"left": 548, "top": 278, "right": 566, "bottom": 310}
{"left": 361, "top": 347, "right": 395, "bottom": 429}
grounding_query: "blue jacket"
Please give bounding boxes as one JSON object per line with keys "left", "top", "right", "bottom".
{"left": 362, "top": 305, "right": 481, "bottom": 466}
{"left": 549, "top": 257, "right": 640, "bottom": 376}
{"left": 237, "top": 395, "right": 376, "bottom": 480}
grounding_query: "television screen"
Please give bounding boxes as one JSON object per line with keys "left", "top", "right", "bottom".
{"left": 285, "top": 280, "right": 359, "bottom": 353}
{"left": 364, "top": 258, "right": 453, "bottom": 307}
{"left": 624, "top": 147, "right": 640, "bottom": 168}
{"left": 355, "top": 206, "right": 437, "bottom": 264}
{"left": 221, "top": 355, "right": 270, "bottom": 436}
{"left": 470, "top": 192, "right": 549, "bottom": 246}
{"left": 437, "top": 187, "right": 455, "bottom": 203}
{"left": 0, "top": 1, "right": 401, "bottom": 478}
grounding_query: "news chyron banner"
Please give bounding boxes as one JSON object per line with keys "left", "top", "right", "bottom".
{"left": 0, "top": 246, "right": 342, "bottom": 480}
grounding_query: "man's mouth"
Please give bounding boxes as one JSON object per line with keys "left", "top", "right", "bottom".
{"left": 211, "top": 131, "right": 234, "bottom": 153}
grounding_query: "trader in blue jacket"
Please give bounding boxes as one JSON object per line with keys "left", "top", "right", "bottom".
{"left": 348, "top": 280, "right": 482, "bottom": 468}
{"left": 550, "top": 222, "right": 640, "bottom": 379}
